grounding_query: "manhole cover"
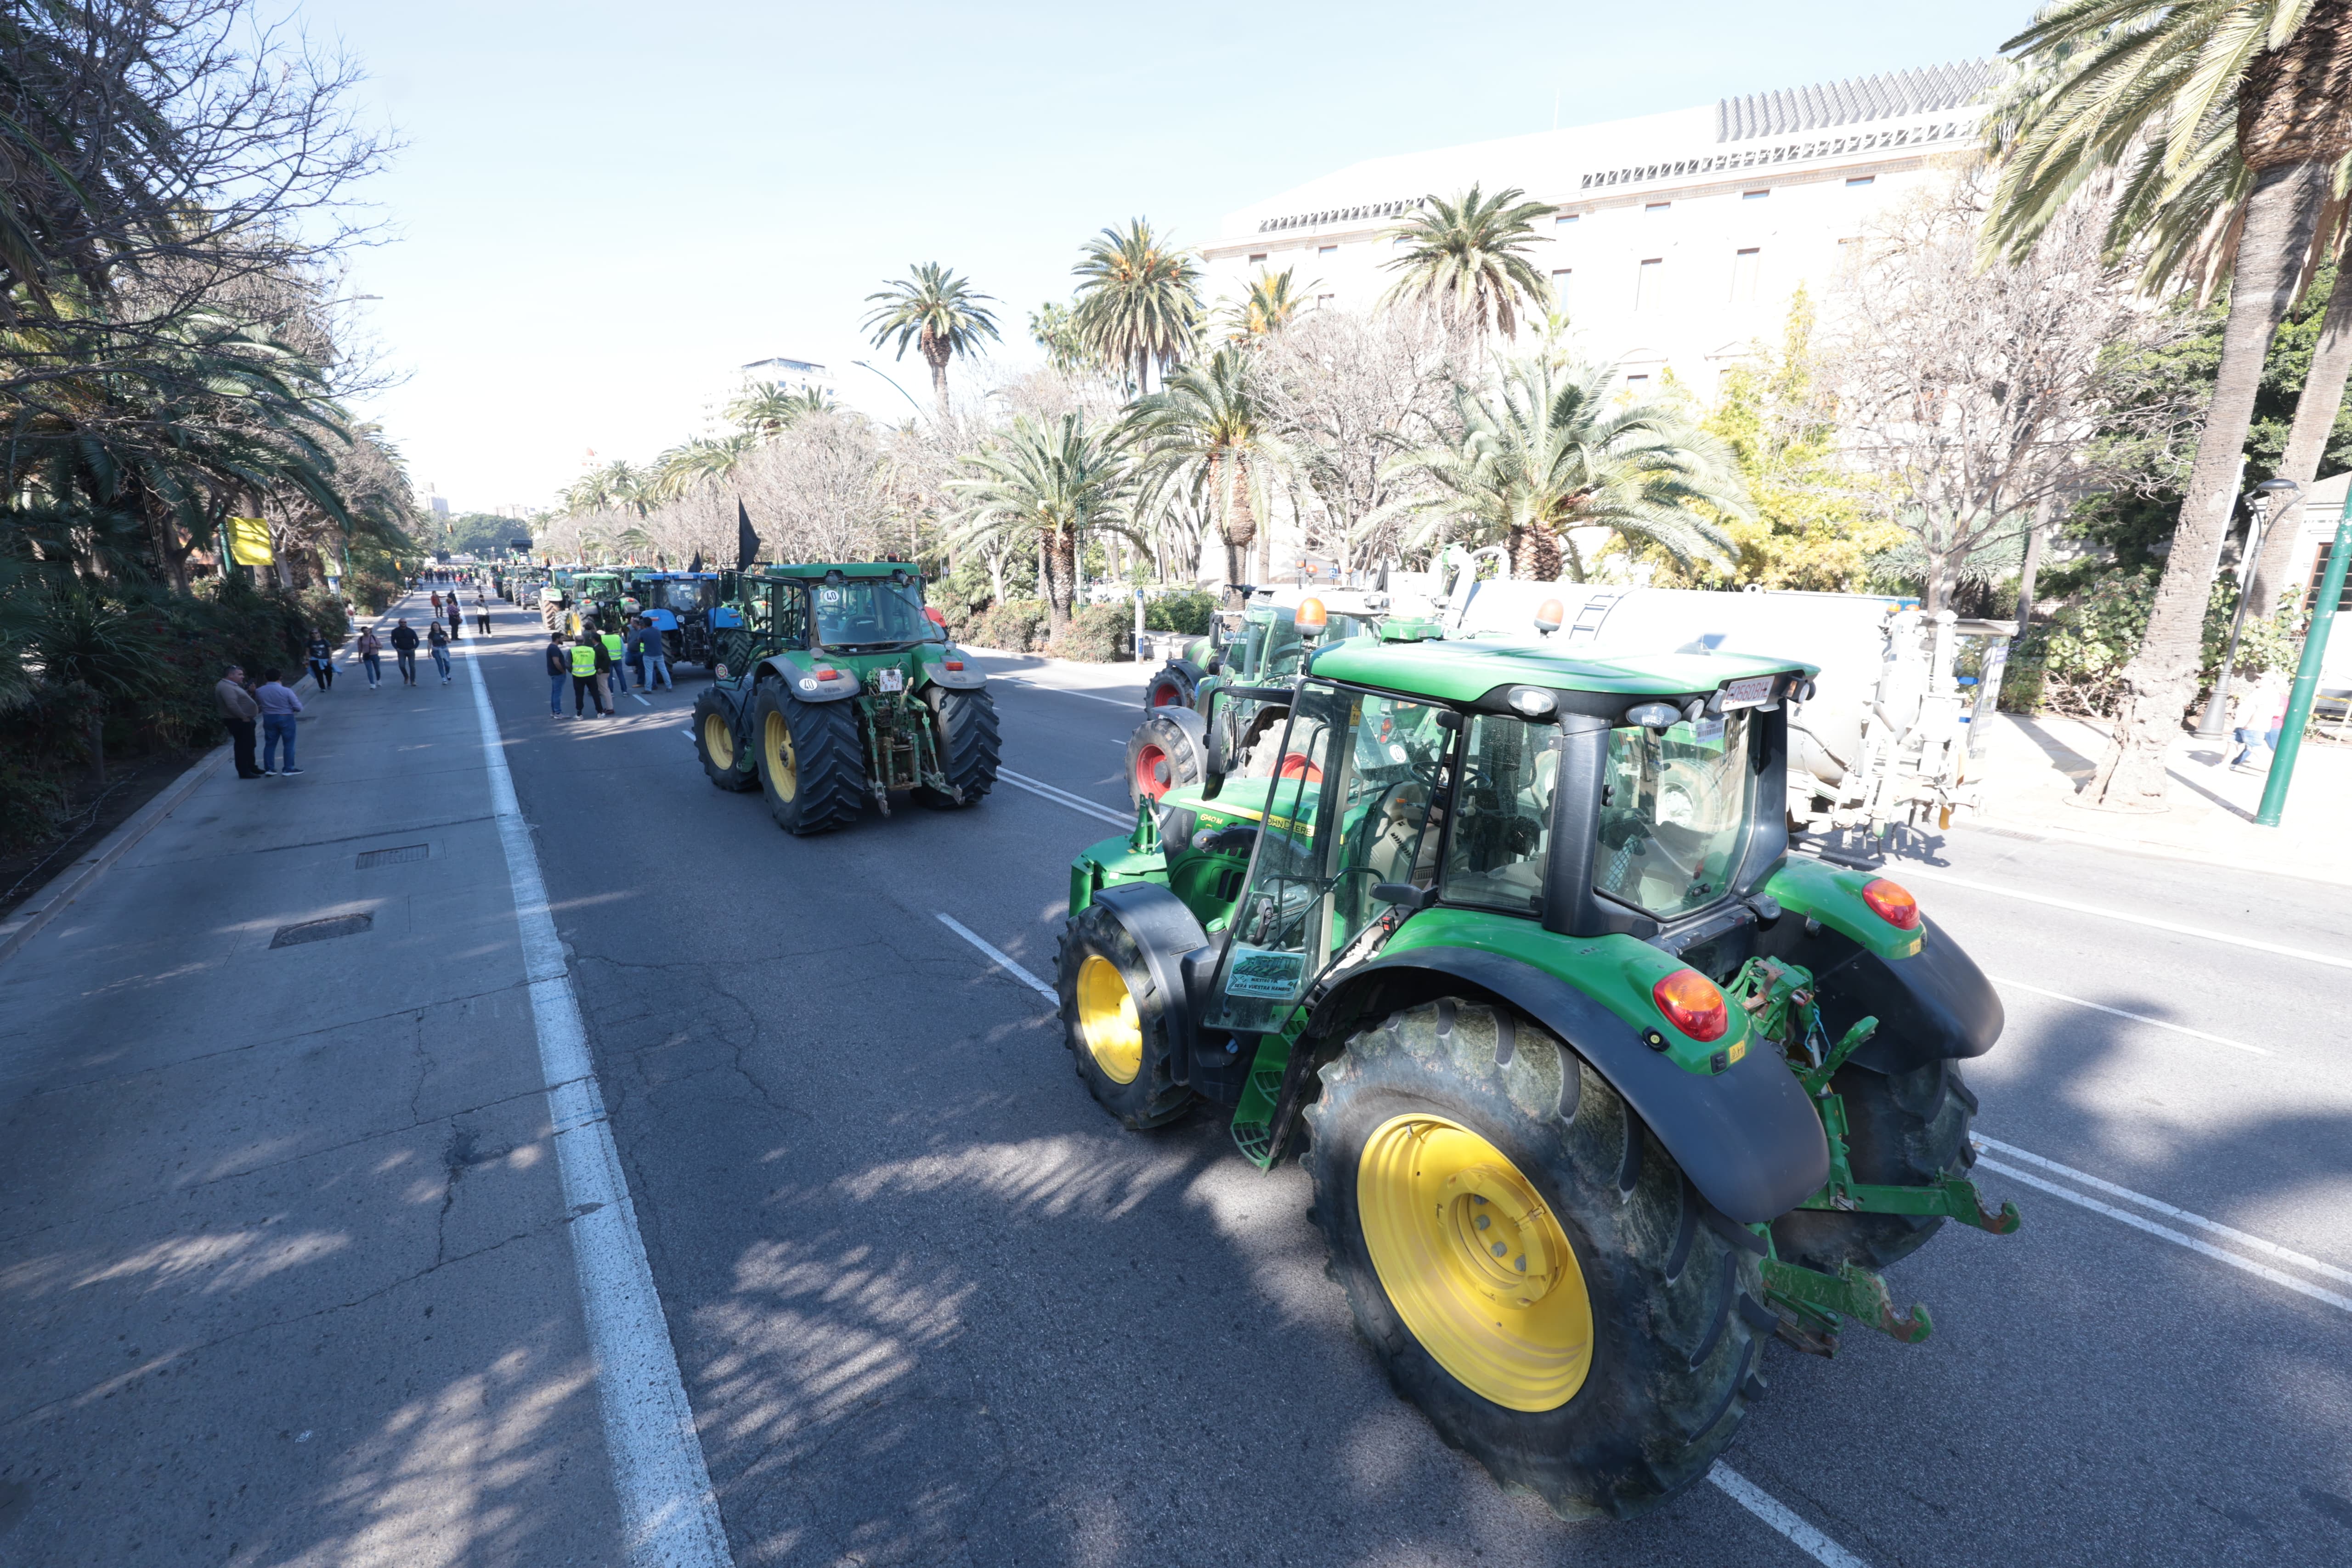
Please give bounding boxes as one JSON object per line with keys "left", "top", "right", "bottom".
{"left": 271, "top": 913, "right": 373, "bottom": 948}
{"left": 356, "top": 843, "right": 429, "bottom": 869}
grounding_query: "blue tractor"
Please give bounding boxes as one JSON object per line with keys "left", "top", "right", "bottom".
{"left": 622, "top": 571, "right": 741, "bottom": 672}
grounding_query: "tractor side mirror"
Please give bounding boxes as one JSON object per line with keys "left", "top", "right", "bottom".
{"left": 1373, "top": 883, "right": 1434, "bottom": 911}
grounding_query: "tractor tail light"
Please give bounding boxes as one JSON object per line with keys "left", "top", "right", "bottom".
{"left": 814, "top": 667, "right": 839, "bottom": 680}
{"left": 944, "top": 660, "right": 964, "bottom": 671}
{"left": 1861, "top": 878, "right": 1920, "bottom": 930}
{"left": 1652, "top": 968, "right": 1729, "bottom": 1043}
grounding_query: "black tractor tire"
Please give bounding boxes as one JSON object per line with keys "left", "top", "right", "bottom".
{"left": 1770, "top": 1058, "right": 1979, "bottom": 1274}
{"left": 1126, "top": 709, "right": 1207, "bottom": 808}
{"left": 915, "top": 686, "right": 1001, "bottom": 809}
{"left": 693, "top": 688, "right": 757, "bottom": 792}
{"left": 1144, "top": 660, "right": 1198, "bottom": 712}
{"left": 751, "top": 683, "right": 865, "bottom": 836}
{"left": 1305, "top": 1000, "right": 1768, "bottom": 1521}
{"left": 1054, "top": 900, "right": 1193, "bottom": 1129}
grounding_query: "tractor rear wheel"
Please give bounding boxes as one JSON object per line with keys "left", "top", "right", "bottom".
{"left": 1770, "top": 1058, "right": 1979, "bottom": 1274}
{"left": 692, "top": 688, "right": 756, "bottom": 792}
{"left": 751, "top": 684, "right": 865, "bottom": 836}
{"left": 1143, "top": 661, "right": 1197, "bottom": 711}
{"left": 1054, "top": 901, "right": 1192, "bottom": 1128}
{"left": 1126, "top": 710, "right": 1206, "bottom": 808}
{"left": 1306, "top": 1001, "right": 1767, "bottom": 1520}
{"left": 916, "top": 687, "right": 1001, "bottom": 809}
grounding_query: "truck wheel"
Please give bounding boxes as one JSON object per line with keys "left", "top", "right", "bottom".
{"left": 916, "top": 687, "right": 1000, "bottom": 808}
{"left": 1770, "top": 1059, "right": 1979, "bottom": 1274}
{"left": 1054, "top": 902, "right": 1192, "bottom": 1129}
{"left": 1306, "top": 1001, "right": 1766, "bottom": 1520}
{"left": 692, "top": 688, "right": 756, "bottom": 792}
{"left": 751, "top": 684, "right": 864, "bottom": 836}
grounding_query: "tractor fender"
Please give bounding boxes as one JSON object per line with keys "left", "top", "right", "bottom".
{"left": 1088, "top": 883, "right": 1210, "bottom": 1085}
{"left": 755, "top": 654, "right": 860, "bottom": 703}
{"left": 1754, "top": 912, "right": 2002, "bottom": 1077}
{"left": 1303, "top": 945, "right": 1829, "bottom": 1225}
{"left": 919, "top": 657, "right": 988, "bottom": 692}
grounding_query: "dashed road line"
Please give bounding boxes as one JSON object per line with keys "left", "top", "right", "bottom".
{"left": 936, "top": 912, "right": 1056, "bottom": 1003}
{"left": 1708, "top": 1465, "right": 1873, "bottom": 1568}
{"left": 1878, "top": 864, "right": 2352, "bottom": 970}
{"left": 1989, "top": 976, "right": 2272, "bottom": 1057}
{"left": 997, "top": 768, "right": 1132, "bottom": 827}
{"left": 991, "top": 676, "right": 1141, "bottom": 708}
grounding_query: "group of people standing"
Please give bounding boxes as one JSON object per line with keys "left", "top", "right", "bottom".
{"left": 548, "top": 617, "right": 672, "bottom": 718}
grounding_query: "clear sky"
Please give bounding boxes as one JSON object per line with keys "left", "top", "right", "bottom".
{"left": 293, "top": 0, "right": 2024, "bottom": 515}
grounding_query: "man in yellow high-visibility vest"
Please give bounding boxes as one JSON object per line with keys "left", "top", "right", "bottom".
{"left": 570, "top": 634, "right": 609, "bottom": 718}
{"left": 599, "top": 625, "right": 628, "bottom": 704}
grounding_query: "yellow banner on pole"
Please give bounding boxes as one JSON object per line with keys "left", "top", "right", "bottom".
{"left": 226, "top": 517, "right": 274, "bottom": 566}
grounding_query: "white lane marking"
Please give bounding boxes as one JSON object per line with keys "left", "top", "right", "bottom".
{"left": 1973, "top": 1155, "right": 2352, "bottom": 1315}
{"left": 1708, "top": 1465, "right": 1872, "bottom": 1568}
{"left": 935, "top": 912, "right": 1056, "bottom": 1003}
{"left": 992, "top": 677, "right": 1141, "bottom": 708}
{"left": 1989, "top": 976, "right": 2272, "bottom": 1057}
{"left": 461, "top": 646, "right": 734, "bottom": 1567}
{"left": 996, "top": 768, "right": 1133, "bottom": 827}
{"left": 1874, "top": 864, "right": 2352, "bottom": 971}
{"left": 1974, "top": 1136, "right": 2352, "bottom": 1289}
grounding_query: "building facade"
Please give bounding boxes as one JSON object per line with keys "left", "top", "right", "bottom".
{"left": 1202, "top": 60, "right": 2002, "bottom": 398}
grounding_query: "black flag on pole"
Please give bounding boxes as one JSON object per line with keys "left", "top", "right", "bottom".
{"left": 736, "top": 499, "right": 760, "bottom": 570}
{"left": 688, "top": 550, "right": 703, "bottom": 573}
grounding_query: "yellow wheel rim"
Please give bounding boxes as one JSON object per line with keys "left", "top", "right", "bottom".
{"left": 1357, "top": 1114, "right": 1594, "bottom": 1411}
{"left": 704, "top": 712, "right": 735, "bottom": 770}
{"left": 763, "top": 709, "right": 797, "bottom": 802}
{"left": 1075, "top": 955, "right": 1143, "bottom": 1084}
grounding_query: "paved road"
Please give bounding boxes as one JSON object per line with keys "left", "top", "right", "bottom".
{"left": 5, "top": 589, "right": 2349, "bottom": 1566}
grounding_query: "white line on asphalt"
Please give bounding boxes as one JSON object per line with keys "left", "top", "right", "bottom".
{"left": 1708, "top": 1466, "right": 1873, "bottom": 1568}
{"left": 461, "top": 647, "right": 734, "bottom": 1568}
{"left": 992, "top": 677, "right": 1140, "bottom": 708}
{"left": 935, "top": 912, "right": 1057, "bottom": 1003}
{"left": 996, "top": 768, "right": 1133, "bottom": 827}
{"left": 1975, "top": 1136, "right": 2352, "bottom": 1289}
{"left": 1988, "top": 977, "right": 2272, "bottom": 1057}
{"left": 1877, "top": 864, "right": 2352, "bottom": 970}
{"left": 1972, "top": 1155, "right": 2352, "bottom": 1315}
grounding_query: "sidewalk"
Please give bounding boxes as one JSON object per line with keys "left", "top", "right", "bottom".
{"left": 1968, "top": 710, "right": 2352, "bottom": 880}
{"left": 0, "top": 590, "right": 622, "bottom": 1563}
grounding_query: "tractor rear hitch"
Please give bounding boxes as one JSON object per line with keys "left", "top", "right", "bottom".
{"left": 1762, "top": 1257, "right": 1934, "bottom": 1346}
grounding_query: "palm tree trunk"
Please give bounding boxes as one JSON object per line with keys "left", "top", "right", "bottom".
{"left": 1509, "top": 522, "right": 1563, "bottom": 581}
{"left": 2247, "top": 234, "right": 2352, "bottom": 617}
{"left": 1044, "top": 525, "right": 1077, "bottom": 634}
{"left": 1220, "top": 454, "right": 1258, "bottom": 588}
{"left": 929, "top": 357, "right": 951, "bottom": 423}
{"left": 2091, "top": 159, "right": 2330, "bottom": 810}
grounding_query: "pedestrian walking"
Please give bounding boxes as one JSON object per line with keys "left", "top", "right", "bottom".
{"left": 545, "top": 633, "right": 571, "bottom": 716}
{"left": 633, "top": 616, "right": 673, "bottom": 691}
{"left": 255, "top": 668, "right": 305, "bottom": 775}
{"left": 570, "top": 633, "right": 609, "bottom": 717}
{"left": 304, "top": 631, "right": 335, "bottom": 691}
{"left": 446, "top": 600, "right": 463, "bottom": 643}
{"left": 216, "top": 664, "right": 263, "bottom": 779}
{"left": 430, "top": 590, "right": 443, "bottom": 615}
{"left": 2230, "top": 668, "right": 2291, "bottom": 772}
{"left": 355, "top": 626, "right": 383, "bottom": 689}
{"left": 475, "top": 593, "right": 492, "bottom": 637}
{"left": 427, "top": 620, "right": 453, "bottom": 683}
{"left": 390, "top": 618, "right": 420, "bottom": 685}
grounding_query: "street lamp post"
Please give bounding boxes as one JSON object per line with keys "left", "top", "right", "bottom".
{"left": 852, "top": 360, "right": 926, "bottom": 419}
{"left": 2194, "top": 476, "right": 2301, "bottom": 739}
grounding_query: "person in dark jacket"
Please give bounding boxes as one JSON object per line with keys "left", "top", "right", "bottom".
{"left": 546, "top": 633, "right": 570, "bottom": 716}
{"left": 390, "top": 618, "right": 421, "bottom": 685}
{"left": 304, "top": 631, "right": 335, "bottom": 690}
{"left": 216, "top": 665, "right": 263, "bottom": 778}
{"left": 446, "top": 599, "right": 463, "bottom": 642}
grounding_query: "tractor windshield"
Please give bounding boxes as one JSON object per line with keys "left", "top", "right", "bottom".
{"left": 811, "top": 579, "right": 942, "bottom": 650}
{"left": 1594, "top": 711, "right": 1756, "bottom": 921}
{"left": 649, "top": 578, "right": 717, "bottom": 611}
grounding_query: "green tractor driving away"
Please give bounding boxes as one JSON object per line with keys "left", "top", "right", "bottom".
{"left": 691, "top": 562, "right": 999, "bottom": 833}
{"left": 1063, "top": 606, "right": 2017, "bottom": 1518}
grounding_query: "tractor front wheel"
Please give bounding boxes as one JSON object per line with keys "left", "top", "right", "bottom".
{"left": 1054, "top": 901, "right": 1192, "bottom": 1129}
{"left": 916, "top": 687, "right": 1001, "bottom": 809}
{"left": 1306, "top": 1001, "right": 1767, "bottom": 1520}
{"left": 692, "top": 689, "right": 756, "bottom": 792}
{"left": 751, "top": 684, "right": 865, "bottom": 835}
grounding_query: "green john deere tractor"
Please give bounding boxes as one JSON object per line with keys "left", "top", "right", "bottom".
{"left": 1063, "top": 620, "right": 2017, "bottom": 1518}
{"left": 690, "top": 562, "right": 999, "bottom": 833}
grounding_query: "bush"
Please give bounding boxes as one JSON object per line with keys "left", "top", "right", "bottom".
{"left": 1047, "top": 602, "right": 1135, "bottom": 663}
{"left": 1143, "top": 589, "right": 1215, "bottom": 636}
{"left": 967, "top": 599, "right": 1048, "bottom": 651}
{"left": 2007, "top": 568, "right": 2303, "bottom": 719}
{"left": 0, "top": 762, "right": 67, "bottom": 853}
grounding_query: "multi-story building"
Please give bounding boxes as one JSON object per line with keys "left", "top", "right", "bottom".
{"left": 1201, "top": 59, "right": 2002, "bottom": 398}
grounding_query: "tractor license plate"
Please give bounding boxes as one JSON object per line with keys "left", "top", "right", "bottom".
{"left": 1719, "top": 676, "right": 1776, "bottom": 709}
{"left": 876, "top": 668, "right": 904, "bottom": 693}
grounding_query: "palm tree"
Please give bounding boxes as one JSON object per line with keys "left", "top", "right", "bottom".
{"left": 1070, "top": 219, "right": 1203, "bottom": 395}
{"left": 1216, "top": 267, "right": 1315, "bottom": 343}
{"left": 1377, "top": 357, "right": 1747, "bottom": 582}
{"left": 1128, "top": 348, "right": 1289, "bottom": 587}
{"left": 649, "top": 433, "right": 758, "bottom": 501}
{"left": 862, "top": 263, "right": 1001, "bottom": 419}
{"left": 1988, "top": 0, "right": 2352, "bottom": 809}
{"left": 728, "top": 380, "right": 838, "bottom": 439}
{"left": 949, "top": 414, "right": 1137, "bottom": 635}
{"left": 1029, "top": 301, "right": 1089, "bottom": 374}
{"left": 1379, "top": 186, "right": 1555, "bottom": 344}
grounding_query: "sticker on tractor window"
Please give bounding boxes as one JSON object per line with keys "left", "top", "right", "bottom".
{"left": 1691, "top": 716, "right": 1725, "bottom": 743}
{"left": 875, "top": 667, "right": 904, "bottom": 693}
{"left": 1224, "top": 946, "right": 1305, "bottom": 1000}
{"left": 1719, "top": 676, "right": 1775, "bottom": 709}
{"left": 818, "top": 587, "right": 842, "bottom": 605}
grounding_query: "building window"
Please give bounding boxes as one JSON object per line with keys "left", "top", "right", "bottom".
{"left": 1247, "top": 253, "right": 1266, "bottom": 263}
{"left": 1636, "top": 258, "right": 1663, "bottom": 311}
{"left": 1743, "top": 189, "right": 1770, "bottom": 200}
{"left": 1555, "top": 213, "right": 1578, "bottom": 226}
{"left": 1625, "top": 374, "right": 1651, "bottom": 390}
{"left": 1551, "top": 268, "right": 1572, "bottom": 308}
{"left": 1318, "top": 244, "right": 1338, "bottom": 255}
{"left": 1731, "top": 247, "right": 1761, "bottom": 304}
{"left": 1645, "top": 201, "right": 1671, "bottom": 212}
{"left": 1846, "top": 175, "right": 1875, "bottom": 187}
{"left": 2308, "top": 543, "right": 2352, "bottom": 611}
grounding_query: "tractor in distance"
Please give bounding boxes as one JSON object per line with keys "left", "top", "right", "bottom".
{"left": 1061, "top": 605, "right": 2017, "bottom": 1518}
{"left": 690, "top": 562, "right": 1000, "bottom": 832}
{"left": 622, "top": 569, "right": 741, "bottom": 671}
